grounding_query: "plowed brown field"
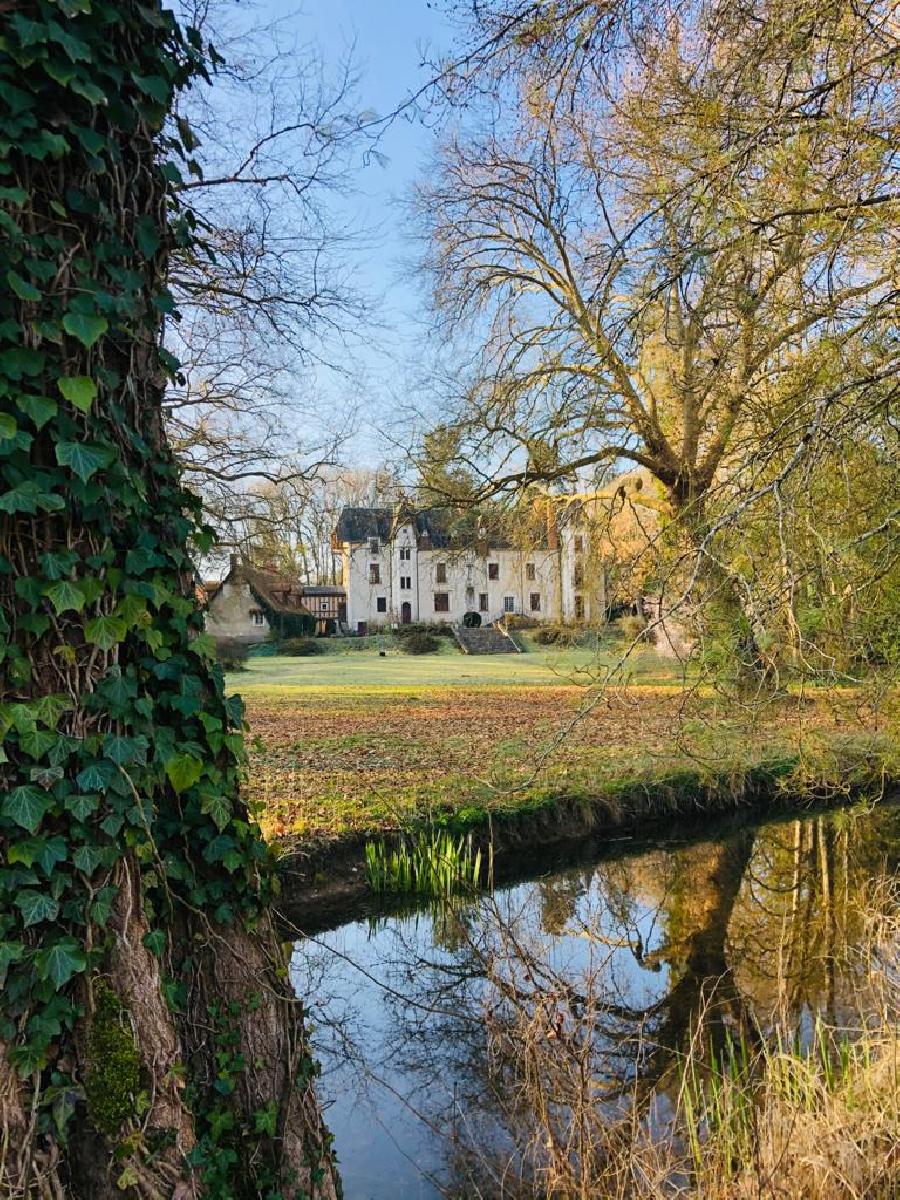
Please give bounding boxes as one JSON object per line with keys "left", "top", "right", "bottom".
{"left": 242, "top": 684, "right": 890, "bottom": 843}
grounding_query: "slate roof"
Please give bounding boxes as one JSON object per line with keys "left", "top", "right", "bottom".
{"left": 300, "top": 585, "right": 345, "bottom": 597}
{"left": 333, "top": 507, "right": 393, "bottom": 542}
{"left": 334, "top": 505, "right": 552, "bottom": 550}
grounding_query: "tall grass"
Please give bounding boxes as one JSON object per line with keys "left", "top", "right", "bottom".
{"left": 364, "top": 828, "right": 488, "bottom": 898}
{"left": 674, "top": 1018, "right": 899, "bottom": 1199}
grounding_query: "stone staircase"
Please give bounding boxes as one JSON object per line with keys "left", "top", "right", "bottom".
{"left": 452, "top": 623, "right": 521, "bottom": 655}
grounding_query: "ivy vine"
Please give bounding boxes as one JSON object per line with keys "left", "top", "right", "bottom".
{"left": 0, "top": 1, "right": 292, "bottom": 1190}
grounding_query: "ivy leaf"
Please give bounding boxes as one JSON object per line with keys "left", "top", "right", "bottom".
{"left": 44, "top": 580, "right": 86, "bottom": 615}
{"left": 134, "top": 215, "right": 160, "bottom": 258}
{"left": 17, "top": 394, "right": 57, "bottom": 430}
{"left": 55, "top": 440, "right": 113, "bottom": 482}
{"left": 32, "top": 694, "right": 72, "bottom": 726}
{"left": 103, "top": 733, "right": 144, "bottom": 766}
{"left": 57, "top": 375, "right": 97, "bottom": 412}
{"left": 35, "top": 939, "right": 87, "bottom": 988}
{"left": 7, "top": 839, "right": 43, "bottom": 868}
{"left": 72, "top": 844, "right": 104, "bottom": 874}
{"left": 2, "top": 785, "right": 52, "bottom": 833}
{"left": 142, "top": 929, "right": 166, "bottom": 958}
{"left": 30, "top": 765, "right": 64, "bottom": 789}
{"left": 19, "top": 729, "right": 62, "bottom": 760}
{"left": 62, "top": 312, "right": 107, "bottom": 348}
{"left": 39, "top": 550, "right": 78, "bottom": 581}
{"left": 0, "top": 942, "right": 25, "bottom": 989}
{"left": 84, "top": 615, "right": 126, "bottom": 651}
{"left": 15, "top": 891, "right": 60, "bottom": 928}
{"left": 70, "top": 77, "right": 106, "bottom": 105}
{"left": 64, "top": 793, "right": 99, "bottom": 820}
{"left": 9, "top": 14, "right": 47, "bottom": 48}
{"left": 0, "top": 414, "right": 16, "bottom": 440}
{"left": 6, "top": 270, "right": 41, "bottom": 302}
{"left": 133, "top": 74, "right": 170, "bottom": 104}
{"left": 76, "top": 762, "right": 114, "bottom": 790}
{"left": 164, "top": 753, "right": 203, "bottom": 794}
{"left": 37, "top": 836, "right": 68, "bottom": 875}
{"left": 0, "top": 480, "right": 65, "bottom": 515}
{"left": 200, "top": 792, "right": 232, "bottom": 832}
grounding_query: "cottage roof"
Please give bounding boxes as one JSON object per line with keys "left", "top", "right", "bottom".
{"left": 221, "top": 562, "right": 314, "bottom": 617}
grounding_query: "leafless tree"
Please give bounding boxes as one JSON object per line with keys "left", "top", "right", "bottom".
{"left": 414, "top": 0, "right": 899, "bottom": 670}
{"left": 166, "top": 0, "right": 375, "bottom": 539}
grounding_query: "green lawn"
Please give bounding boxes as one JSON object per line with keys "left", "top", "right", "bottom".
{"left": 228, "top": 636, "right": 682, "bottom": 690}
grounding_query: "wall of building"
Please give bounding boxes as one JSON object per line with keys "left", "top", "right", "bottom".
{"left": 340, "top": 529, "right": 566, "bottom": 630}
{"left": 559, "top": 525, "right": 607, "bottom": 623}
{"left": 206, "top": 581, "right": 270, "bottom": 644}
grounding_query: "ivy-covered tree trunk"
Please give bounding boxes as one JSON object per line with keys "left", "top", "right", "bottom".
{"left": 0, "top": 3, "right": 337, "bottom": 1196}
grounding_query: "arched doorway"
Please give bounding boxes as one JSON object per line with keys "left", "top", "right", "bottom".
{"left": 401, "top": 602, "right": 412, "bottom": 624}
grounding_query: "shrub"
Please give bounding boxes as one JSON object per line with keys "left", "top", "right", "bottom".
{"left": 619, "top": 615, "right": 648, "bottom": 642}
{"left": 462, "top": 610, "right": 482, "bottom": 628}
{"left": 215, "top": 639, "right": 250, "bottom": 671}
{"left": 396, "top": 622, "right": 454, "bottom": 639}
{"left": 280, "top": 636, "right": 323, "bottom": 656}
{"left": 401, "top": 632, "right": 440, "bottom": 655}
{"left": 504, "top": 613, "right": 540, "bottom": 630}
{"left": 534, "top": 625, "right": 566, "bottom": 645}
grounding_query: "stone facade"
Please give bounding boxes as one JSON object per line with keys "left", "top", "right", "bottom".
{"left": 334, "top": 505, "right": 607, "bottom": 632}
{"left": 204, "top": 560, "right": 321, "bottom": 645}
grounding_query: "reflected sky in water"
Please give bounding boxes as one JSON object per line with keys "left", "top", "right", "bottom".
{"left": 292, "top": 802, "right": 899, "bottom": 1199}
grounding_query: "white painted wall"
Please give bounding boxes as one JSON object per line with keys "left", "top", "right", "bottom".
{"left": 206, "top": 580, "right": 270, "bottom": 644}
{"left": 339, "top": 534, "right": 566, "bottom": 628}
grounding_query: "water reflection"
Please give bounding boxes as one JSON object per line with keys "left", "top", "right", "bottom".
{"left": 292, "top": 803, "right": 900, "bottom": 1199}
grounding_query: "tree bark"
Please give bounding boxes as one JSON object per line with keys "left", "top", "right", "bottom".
{"left": 0, "top": 4, "right": 338, "bottom": 1196}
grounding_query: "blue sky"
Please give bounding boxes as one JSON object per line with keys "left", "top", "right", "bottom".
{"left": 266, "top": 1, "right": 457, "bottom": 463}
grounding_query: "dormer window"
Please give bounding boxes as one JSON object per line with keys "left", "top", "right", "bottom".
{"left": 436, "top": 562, "right": 447, "bottom": 583}
{"left": 369, "top": 538, "right": 380, "bottom": 555}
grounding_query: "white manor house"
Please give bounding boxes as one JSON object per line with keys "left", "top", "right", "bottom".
{"left": 333, "top": 502, "right": 606, "bottom": 634}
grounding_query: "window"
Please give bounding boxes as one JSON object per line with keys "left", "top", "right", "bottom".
{"left": 573, "top": 563, "right": 584, "bottom": 588}
{"left": 249, "top": 609, "right": 265, "bottom": 627}
{"left": 526, "top": 562, "right": 536, "bottom": 581}
{"left": 574, "top": 595, "right": 584, "bottom": 621}
{"left": 434, "top": 593, "right": 449, "bottom": 613}
{"left": 503, "top": 595, "right": 515, "bottom": 613}
{"left": 369, "top": 538, "right": 380, "bottom": 555}
{"left": 574, "top": 535, "right": 584, "bottom": 554}
{"left": 479, "top": 593, "right": 489, "bottom": 612}
{"left": 465, "top": 586, "right": 475, "bottom": 606}
{"left": 530, "top": 593, "right": 541, "bottom": 612}
{"left": 376, "top": 597, "right": 387, "bottom": 613}
{"left": 488, "top": 562, "right": 499, "bottom": 580}
{"left": 399, "top": 546, "right": 411, "bottom": 561}
{"left": 436, "top": 562, "right": 447, "bottom": 583}
{"left": 369, "top": 563, "right": 381, "bottom": 584}
{"left": 321, "top": 601, "right": 329, "bottom": 611}
{"left": 400, "top": 575, "right": 411, "bottom": 590}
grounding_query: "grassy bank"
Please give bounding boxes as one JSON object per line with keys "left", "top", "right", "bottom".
{"left": 239, "top": 678, "right": 896, "bottom": 848}
{"left": 232, "top": 633, "right": 681, "bottom": 689}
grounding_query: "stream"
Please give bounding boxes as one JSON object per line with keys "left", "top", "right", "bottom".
{"left": 291, "top": 800, "right": 900, "bottom": 1199}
